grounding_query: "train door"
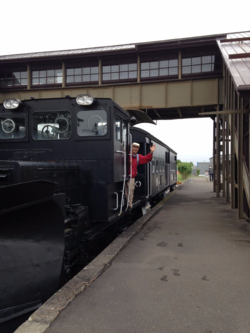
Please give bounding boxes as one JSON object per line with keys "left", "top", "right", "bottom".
{"left": 165, "top": 150, "right": 170, "bottom": 187}
{"left": 112, "top": 116, "right": 129, "bottom": 215}
{"left": 146, "top": 141, "right": 152, "bottom": 198}
{"left": 114, "top": 116, "right": 124, "bottom": 182}
{"left": 134, "top": 140, "right": 152, "bottom": 203}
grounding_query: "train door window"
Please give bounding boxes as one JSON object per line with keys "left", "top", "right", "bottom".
{"left": 122, "top": 120, "right": 127, "bottom": 149}
{"left": 152, "top": 158, "right": 155, "bottom": 173}
{"left": 0, "top": 112, "right": 26, "bottom": 139}
{"left": 33, "top": 111, "right": 71, "bottom": 140}
{"left": 115, "top": 117, "right": 121, "bottom": 141}
{"left": 77, "top": 110, "right": 107, "bottom": 137}
{"left": 156, "top": 158, "right": 159, "bottom": 173}
{"left": 165, "top": 151, "right": 170, "bottom": 164}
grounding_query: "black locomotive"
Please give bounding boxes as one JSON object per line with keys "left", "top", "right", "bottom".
{"left": 0, "top": 95, "right": 177, "bottom": 324}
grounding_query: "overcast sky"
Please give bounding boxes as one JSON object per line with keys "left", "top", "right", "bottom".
{"left": 1, "top": 0, "right": 249, "bottom": 165}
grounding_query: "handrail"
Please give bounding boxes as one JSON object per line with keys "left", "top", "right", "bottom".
{"left": 146, "top": 163, "right": 150, "bottom": 198}
{"left": 149, "top": 162, "right": 152, "bottom": 196}
{"left": 126, "top": 133, "right": 133, "bottom": 211}
{"left": 115, "top": 150, "right": 126, "bottom": 215}
{"left": 112, "top": 192, "right": 119, "bottom": 210}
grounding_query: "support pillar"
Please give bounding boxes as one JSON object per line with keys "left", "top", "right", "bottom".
{"left": 238, "top": 110, "right": 244, "bottom": 218}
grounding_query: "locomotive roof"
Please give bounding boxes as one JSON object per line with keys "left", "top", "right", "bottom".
{"left": 13, "top": 96, "right": 131, "bottom": 118}
{"left": 131, "top": 127, "right": 177, "bottom": 155}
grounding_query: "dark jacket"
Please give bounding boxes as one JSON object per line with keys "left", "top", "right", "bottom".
{"left": 208, "top": 167, "right": 213, "bottom": 174}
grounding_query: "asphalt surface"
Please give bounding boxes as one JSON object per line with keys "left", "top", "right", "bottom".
{"left": 45, "top": 178, "right": 250, "bottom": 332}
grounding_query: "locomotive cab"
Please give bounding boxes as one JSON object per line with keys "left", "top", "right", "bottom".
{"left": 0, "top": 96, "right": 131, "bottom": 223}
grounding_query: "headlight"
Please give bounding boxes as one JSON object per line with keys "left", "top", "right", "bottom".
{"left": 76, "top": 94, "right": 94, "bottom": 106}
{"left": 3, "top": 99, "right": 21, "bottom": 109}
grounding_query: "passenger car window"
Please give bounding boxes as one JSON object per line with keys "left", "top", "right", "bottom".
{"left": 77, "top": 110, "right": 107, "bottom": 137}
{"left": 33, "top": 111, "right": 71, "bottom": 140}
{"left": 152, "top": 158, "right": 155, "bottom": 173}
{"left": 0, "top": 112, "right": 26, "bottom": 139}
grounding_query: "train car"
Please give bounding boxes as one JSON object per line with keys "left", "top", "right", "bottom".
{"left": 130, "top": 127, "right": 177, "bottom": 213}
{"left": 0, "top": 95, "right": 177, "bottom": 325}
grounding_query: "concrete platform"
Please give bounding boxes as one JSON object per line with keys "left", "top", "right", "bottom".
{"left": 16, "top": 177, "right": 250, "bottom": 333}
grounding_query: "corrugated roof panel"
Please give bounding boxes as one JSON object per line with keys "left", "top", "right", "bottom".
{"left": 217, "top": 32, "right": 250, "bottom": 90}
{"left": 0, "top": 44, "right": 136, "bottom": 61}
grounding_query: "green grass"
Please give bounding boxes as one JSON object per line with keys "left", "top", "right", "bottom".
{"left": 177, "top": 173, "right": 192, "bottom": 182}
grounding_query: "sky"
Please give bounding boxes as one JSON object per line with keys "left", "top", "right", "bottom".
{"left": 1, "top": 0, "right": 249, "bottom": 164}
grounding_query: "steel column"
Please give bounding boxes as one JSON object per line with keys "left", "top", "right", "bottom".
{"left": 213, "top": 121, "right": 215, "bottom": 192}
{"left": 62, "top": 62, "right": 65, "bottom": 88}
{"left": 226, "top": 114, "right": 230, "bottom": 202}
{"left": 222, "top": 114, "right": 226, "bottom": 197}
{"left": 27, "top": 64, "right": 31, "bottom": 90}
{"left": 137, "top": 55, "right": 140, "bottom": 83}
{"left": 238, "top": 103, "right": 244, "bottom": 218}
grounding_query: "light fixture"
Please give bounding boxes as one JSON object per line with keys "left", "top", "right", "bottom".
{"left": 76, "top": 94, "right": 94, "bottom": 106}
{"left": 3, "top": 99, "right": 21, "bottom": 110}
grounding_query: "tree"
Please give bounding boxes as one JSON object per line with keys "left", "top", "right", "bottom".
{"left": 178, "top": 162, "right": 192, "bottom": 178}
{"left": 177, "top": 159, "right": 181, "bottom": 165}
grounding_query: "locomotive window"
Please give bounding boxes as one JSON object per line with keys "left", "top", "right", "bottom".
{"left": 152, "top": 158, "right": 155, "bottom": 173}
{"left": 115, "top": 118, "right": 121, "bottom": 141}
{"left": 77, "top": 110, "right": 107, "bottom": 137}
{"left": 0, "top": 113, "right": 26, "bottom": 139}
{"left": 122, "top": 121, "right": 127, "bottom": 148}
{"left": 33, "top": 111, "right": 71, "bottom": 140}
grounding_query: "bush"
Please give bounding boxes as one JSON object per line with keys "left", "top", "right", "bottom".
{"left": 196, "top": 169, "right": 200, "bottom": 176}
{"left": 178, "top": 162, "right": 192, "bottom": 179}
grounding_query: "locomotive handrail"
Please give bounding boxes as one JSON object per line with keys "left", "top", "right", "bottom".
{"left": 112, "top": 192, "right": 119, "bottom": 210}
{"left": 149, "top": 162, "right": 152, "bottom": 196}
{"left": 115, "top": 150, "right": 126, "bottom": 215}
{"left": 126, "top": 133, "right": 133, "bottom": 211}
{"left": 147, "top": 163, "right": 150, "bottom": 198}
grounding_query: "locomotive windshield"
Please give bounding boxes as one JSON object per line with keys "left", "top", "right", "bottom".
{"left": 0, "top": 112, "right": 26, "bottom": 139}
{"left": 33, "top": 111, "right": 71, "bottom": 140}
{"left": 77, "top": 110, "right": 107, "bottom": 137}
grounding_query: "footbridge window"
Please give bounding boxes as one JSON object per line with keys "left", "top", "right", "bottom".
{"left": 0, "top": 70, "right": 27, "bottom": 87}
{"left": 32, "top": 69, "right": 62, "bottom": 86}
{"left": 182, "top": 55, "right": 216, "bottom": 75}
{"left": 141, "top": 59, "right": 178, "bottom": 79}
{"left": 66, "top": 66, "right": 99, "bottom": 84}
{"left": 102, "top": 63, "right": 137, "bottom": 82}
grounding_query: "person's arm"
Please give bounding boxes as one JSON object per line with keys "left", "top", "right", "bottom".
{"left": 138, "top": 145, "right": 156, "bottom": 164}
{"left": 150, "top": 144, "right": 156, "bottom": 154}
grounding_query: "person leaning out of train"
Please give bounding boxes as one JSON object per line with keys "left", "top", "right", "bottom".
{"left": 125, "top": 142, "right": 156, "bottom": 214}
